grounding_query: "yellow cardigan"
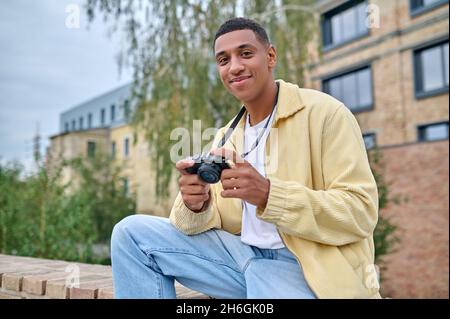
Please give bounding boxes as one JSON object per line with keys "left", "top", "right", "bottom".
{"left": 170, "top": 79, "right": 381, "bottom": 299}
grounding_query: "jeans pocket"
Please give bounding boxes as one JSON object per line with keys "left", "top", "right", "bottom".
{"left": 276, "top": 248, "right": 298, "bottom": 263}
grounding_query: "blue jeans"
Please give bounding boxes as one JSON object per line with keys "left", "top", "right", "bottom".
{"left": 111, "top": 214, "right": 316, "bottom": 299}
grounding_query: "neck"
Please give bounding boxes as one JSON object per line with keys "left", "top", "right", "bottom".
{"left": 244, "top": 80, "right": 278, "bottom": 126}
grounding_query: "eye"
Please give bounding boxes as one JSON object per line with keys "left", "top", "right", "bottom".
{"left": 217, "top": 57, "right": 228, "bottom": 66}
{"left": 241, "top": 51, "right": 253, "bottom": 57}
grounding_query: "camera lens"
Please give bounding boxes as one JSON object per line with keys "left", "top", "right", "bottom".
{"left": 198, "top": 164, "right": 221, "bottom": 184}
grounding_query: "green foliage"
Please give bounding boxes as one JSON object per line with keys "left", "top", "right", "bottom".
{"left": 67, "top": 154, "right": 136, "bottom": 242}
{"left": 373, "top": 216, "right": 399, "bottom": 263}
{"left": 0, "top": 154, "right": 135, "bottom": 263}
{"left": 369, "top": 148, "right": 401, "bottom": 264}
{"left": 86, "top": 0, "right": 317, "bottom": 198}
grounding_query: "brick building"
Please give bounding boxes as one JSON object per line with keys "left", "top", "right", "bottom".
{"left": 309, "top": 0, "right": 449, "bottom": 298}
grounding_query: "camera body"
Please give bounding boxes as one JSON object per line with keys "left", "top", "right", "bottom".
{"left": 186, "top": 153, "right": 231, "bottom": 184}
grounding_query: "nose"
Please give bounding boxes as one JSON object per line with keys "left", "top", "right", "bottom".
{"left": 229, "top": 56, "right": 244, "bottom": 75}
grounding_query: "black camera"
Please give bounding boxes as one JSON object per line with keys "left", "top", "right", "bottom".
{"left": 185, "top": 153, "right": 231, "bottom": 184}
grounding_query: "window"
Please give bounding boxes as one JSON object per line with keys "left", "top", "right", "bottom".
{"left": 111, "top": 141, "right": 116, "bottom": 158}
{"left": 100, "top": 108, "right": 106, "bottom": 126}
{"left": 123, "top": 178, "right": 129, "bottom": 197}
{"left": 87, "top": 141, "right": 96, "bottom": 158}
{"left": 64, "top": 122, "right": 69, "bottom": 132}
{"left": 363, "top": 133, "right": 376, "bottom": 150}
{"left": 124, "top": 99, "right": 130, "bottom": 120}
{"left": 414, "top": 41, "right": 449, "bottom": 98}
{"left": 71, "top": 120, "right": 76, "bottom": 131}
{"left": 88, "top": 113, "right": 93, "bottom": 129}
{"left": 79, "top": 117, "right": 84, "bottom": 130}
{"left": 111, "top": 104, "right": 115, "bottom": 121}
{"left": 410, "top": 0, "right": 448, "bottom": 16}
{"left": 322, "top": 0, "right": 368, "bottom": 49}
{"left": 124, "top": 137, "right": 130, "bottom": 157}
{"left": 323, "top": 66, "right": 373, "bottom": 112}
{"left": 418, "top": 122, "right": 449, "bottom": 142}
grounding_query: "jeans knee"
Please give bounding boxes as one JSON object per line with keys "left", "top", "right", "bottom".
{"left": 111, "top": 215, "right": 143, "bottom": 248}
{"left": 111, "top": 214, "right": 170, "bottom": 251}
{"left": 111, "top": 215, "right": 129, "bottom": 248}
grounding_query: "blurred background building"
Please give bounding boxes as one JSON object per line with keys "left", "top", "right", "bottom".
{"left": 48, "top": 84, "right": 175, "bottom": 216}
{"left": 47, "top": 0, "right": 448, "bottom": 298}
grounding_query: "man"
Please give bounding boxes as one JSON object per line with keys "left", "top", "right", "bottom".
{"left": 111, "top": 17, "right": 381, "bottom": 299}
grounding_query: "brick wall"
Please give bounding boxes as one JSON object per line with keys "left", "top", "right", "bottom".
{"left": 378, "top": 140, "right": 449, "bottom": 298}
{"left": 0, "top": 254, "right": 207, "bottom": 299}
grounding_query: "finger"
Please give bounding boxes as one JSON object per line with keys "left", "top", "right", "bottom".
{"left": 176, "top": 159, "right": 196, "bottom": 175}
{"left": 180, "top": 184, "right": 209, "bottom": 195}
{"left": 220, "top": 168, "right": 241, "bottom": 180}
{"left": 179, "top": 174, "right": 209, "bottom": 186}
{"left": 210, "top": 148, "right": 248, "bottom": 166}
{"left": 183, "top": 193, "right": 209, "bottom": 205}
{"left": 221, "top": 178, "right": 240, "bottom": 190}
{"left": 220, "top": 189, "right": 243, "bottom": 199}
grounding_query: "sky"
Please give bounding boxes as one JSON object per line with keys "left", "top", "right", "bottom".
{"left": 0, "top": 0, "right": 133, "bottom": 172}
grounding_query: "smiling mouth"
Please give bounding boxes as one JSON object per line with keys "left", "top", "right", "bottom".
{"left": 230, "top": 76, "right": 252, "bottom": 83}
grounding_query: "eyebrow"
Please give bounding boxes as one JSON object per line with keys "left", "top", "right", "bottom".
{"left": 215, "top": 43, "right": 257, "bottom": 59}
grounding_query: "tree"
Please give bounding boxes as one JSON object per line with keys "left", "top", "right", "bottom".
{"left": 0, "top": 154, "right": 135, "bottom": 264}
{"left": 369, "top": 148, "right": 401, "bottom": 266}
{"left": 86, "top": 0, "right": 317, "bottom": 197}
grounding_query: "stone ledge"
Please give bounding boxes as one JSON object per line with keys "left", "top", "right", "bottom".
{"left": 0, "top": 254, "right": 208, "bottom": 299}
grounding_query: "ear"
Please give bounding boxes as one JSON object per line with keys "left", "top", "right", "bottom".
{"left": 267, "top": 45, "right": 277, "bottom": 70}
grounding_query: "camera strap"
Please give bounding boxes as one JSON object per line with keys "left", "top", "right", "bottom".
{"left": 217, "top": 106, "right": 246, "bottom": 148}
{"left": 217, "top": 83, "right": 279, "bottom": 158}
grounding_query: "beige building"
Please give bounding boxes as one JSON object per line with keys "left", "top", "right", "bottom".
{"left": 47, "top": 84, "right": 177, "bottom": 215}
{"left": 48, "top": 128, "right": 109, "bottom": 188}
{"left": 109, "top": 124, "right": 177, "bottom": 216}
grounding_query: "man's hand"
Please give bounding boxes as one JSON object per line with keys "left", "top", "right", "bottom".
{"left": 176, "top": 159, "right": 210, "bottom": 212}
{"left": 210, "top": 148, "right": 270, "bottom": 210}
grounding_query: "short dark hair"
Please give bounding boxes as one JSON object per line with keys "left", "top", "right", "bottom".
{"left": 213, "top": 17, "right": 270, "bottom": 47}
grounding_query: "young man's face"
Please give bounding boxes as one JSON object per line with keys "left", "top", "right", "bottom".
{"left": 214, "top": 29, "right": 276, "bottom": 103}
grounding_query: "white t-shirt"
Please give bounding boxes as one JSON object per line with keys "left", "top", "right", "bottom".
{"left": 240, "top": 108, "right": 285, "bottom": 249}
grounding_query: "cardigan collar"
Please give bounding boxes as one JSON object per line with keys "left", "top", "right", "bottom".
{"left": 227, "top": 79, "right": 305, "bottom": 152}
{"left": 232, "top": 79, "right": 305, "bottom": 132}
